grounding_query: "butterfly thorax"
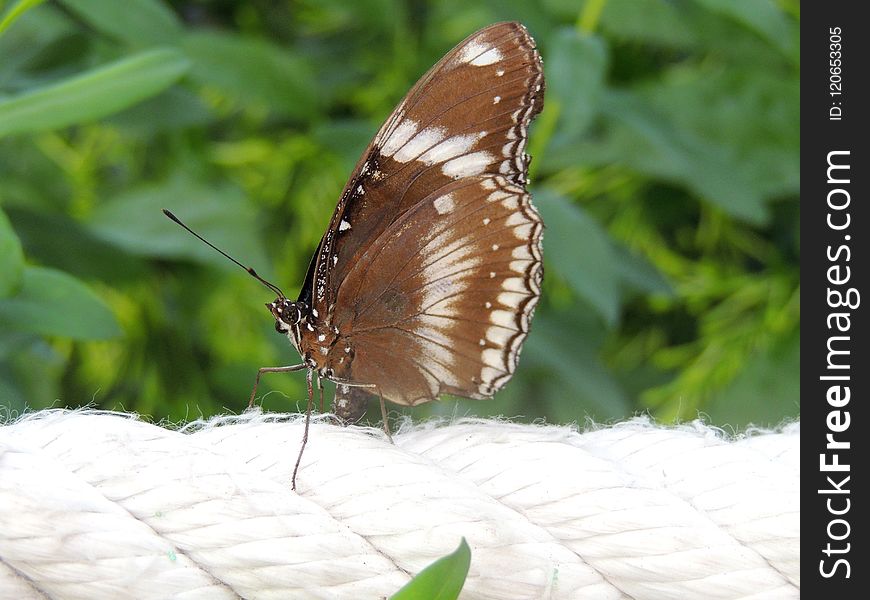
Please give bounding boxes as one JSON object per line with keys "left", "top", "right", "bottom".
{"left": 268, "top": 297, "right": 348, "bottom": 378}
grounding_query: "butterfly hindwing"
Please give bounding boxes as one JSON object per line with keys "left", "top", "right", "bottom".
{"left": 328, "top": 175, "right": 543, "bottom": 405}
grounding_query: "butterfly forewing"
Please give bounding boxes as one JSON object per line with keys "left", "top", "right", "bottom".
{"left": 304, "top": 22, "right": 544, "bottom": 320}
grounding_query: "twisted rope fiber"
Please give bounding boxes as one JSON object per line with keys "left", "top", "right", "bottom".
{"left": 0, "top": 410, "right": 799, "bottom": 599}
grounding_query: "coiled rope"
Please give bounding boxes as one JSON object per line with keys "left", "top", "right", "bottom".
{"left": 0, "top": 410, "right": 799, "bottom": 599}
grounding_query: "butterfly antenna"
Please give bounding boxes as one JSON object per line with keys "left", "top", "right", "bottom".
{"left": 162, "top": 209, "right": 286, "bottom": 298}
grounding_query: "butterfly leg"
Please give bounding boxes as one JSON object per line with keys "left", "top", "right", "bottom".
{"left": 375, "top": 387, "right": 393, "bottom": 444}
{"left": 291, "top": 368, "right": 315, "bottom": 491}
{"left": 248, "top": 363, "right": 306, "bottom": 408}
{"left": 317, "top": 374, "right": 324, "bottom": 414}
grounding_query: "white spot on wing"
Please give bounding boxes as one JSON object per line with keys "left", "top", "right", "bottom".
{"left": 480, "top": 366, "right": 501, "bottom": 386}
{"left": 433, "top": 193, "right": 456, "bottom": 215}
{"left": 442, "top": 151, "right": 494, "bottom": 179}
{"left": 510, "top": 259, "right": 530, "bottom": 272}
{"left": 502, "top": 277, "right": 527, "bottom": 292}
{"left": 497, "top": 291, "right": 525, "bottom": 308}
{"left": 418, "top": 132, "right": 485, "bottom": 165}
{"left": 470, "top": 47, "right": 503, "bottom": 66}
{"left": 513, "top": 223, "right": 534, "bottom": 239}
{"left": 486, "top": 327, "right": 513, "bottom": 346}
{"left": 393, "top": 126, "right": 447, "bottom": 163}
{"left": 512, "top": 246, "right": 532, "bottom": 259}
{"left": 505, "top": 212, "right": 526, "bottom": 226}
{"left": 339, "top": 219, "right": 351, "bottom": 231}
{"left": 482, "top": 348, "right": 503, "bottom": 366}
{"left": 458, "top": 40, "right": 496, "bottom": 64}
{"left": 490, "top": 310, "right": 515, "bottom": 328}
{"left": 380, "top": 119, "right": 419, "bottom": 156}
{"left": 493, "top": 96, "right": 501, "bottom": 104}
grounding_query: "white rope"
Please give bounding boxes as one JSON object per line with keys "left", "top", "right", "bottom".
{"left": 0, "top": 410, "right": 799, "bottom": 599}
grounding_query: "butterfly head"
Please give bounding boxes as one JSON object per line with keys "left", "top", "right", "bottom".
{"left": 268, "top": 298, "right": 303, "bottom": 336}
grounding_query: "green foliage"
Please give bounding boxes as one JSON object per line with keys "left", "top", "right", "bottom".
{"left": 0, "top": 0, "right": 798, "bottom": 429}
{"left": 391, "top": 538, "right": 471, "bottom": 600}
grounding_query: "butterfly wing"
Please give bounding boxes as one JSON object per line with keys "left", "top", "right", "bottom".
{"left": 327, "top": 175, "right": 543, "bottom": 405}
{"left": 301, "top": 22, "right": 544, "bottom": 323}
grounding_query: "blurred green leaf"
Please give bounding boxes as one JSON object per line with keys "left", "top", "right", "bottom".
{"left": 547, "top": 27, "right": 606, "bottom": 136}
{"left": 597, "top": 92, "right": 768, "bottom": 223}
{"left": 60, "top": 0, "right": 183, "bottom": 47}
{"left": 524, "top": 311, "right": 630, "bottom": 420}
{"left": 0, "top": 207, "right": 24, "bottom": 297}
{"left": 5, "top": 206, "right": 146, "bottom": 282}
{"left": 0, "top": 47, "right": 190, "bottom": 137}
{"left": 0, "top": 266, "right": 121, "bottom": 339}
{"left": 599, "top": 0, "right": 699, "bottom": 49}
{"left": 86, "top": 175, "right": 271, "bottom": 272}
{"left": 644, "top": 68, "right": 799, "bottom": 200}
{"left": 692, "top": 0, "right": 799, "bottom": 63}
{"left": 0, "top": 0, "right": 45, "bottom": 36}
{"left": 0, "top": 333, "right": 64, "bottom": 414}
{"left": 391, "top": 538, "right": 471, "bottom": 600}
{"left": 536, "top": 188, "right": 621, "bottom": 325}
{"left": 108, "top": 86, "right": 215, "bottom": 133}
{"left": 704, "top": 330, "right": 799, "bottom": 426}
{"left": 183, "top": 31, "right": 317, "bottom": 119}
{"left": 611, "top": 244, "right": 673, "bottom": 297}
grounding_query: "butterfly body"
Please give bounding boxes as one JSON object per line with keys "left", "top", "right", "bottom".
{"left": 269, "top": 21, "right": 544, "bottom": 410}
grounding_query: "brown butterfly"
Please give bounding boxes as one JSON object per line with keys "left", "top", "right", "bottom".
{"left": 167, "top": 21, "right": 544, "bottom": 488}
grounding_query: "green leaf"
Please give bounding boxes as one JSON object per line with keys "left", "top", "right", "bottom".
{"left": 546, "top": 27, "right": 607, "bottom": 136}
{"left": 553, "top": 90, "right": 771, "bottom": 223}
{"left": 691, "top": 0, "right": 799, "bottom": 63}
{"left": 391, "top": 538, "right": 471, "bottom": 600}
{"left": 0, "top": 207, "right": 25, "bottom": 297}
{"left": 183, "top": 31, "right": 317, "bottom": 119}
{"left": 704, "top": 330, "right": 800, "bottom": 427}
{"left": 611, "top": 244, "right": 673, "bottom": 297}
{"left": 86, "top": 174, "right": 271, "bottom": 272}
{"left": 644, "top": 68, "right": 799, "bottom": 200}
{"left": 0, "top": 0, "right": 46, "bottom": 36}
{"left": 4, "top": 206, "right": 146, "bottom": 282}
{"left": 599, "top": 0, "right": 699, "bottom": 49}
{"left": 108, "top": 86, "right": 215, "bottom": 133}
{"left": 523, "top": 310, "right": 631, "bottom": 420}
{"left": 0, "top": 266, "right": 121, "bottom": 339}
{"left": 0, "top": 47, "right": 190, "bottom": 137}
{"left": 535, "top": 188, "right": 621, "bottom": 326}
{"left": 59, "top": 0, "right": 183, "bottom": 47}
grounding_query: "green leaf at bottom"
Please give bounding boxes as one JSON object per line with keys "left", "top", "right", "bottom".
{"left": 391, "top": 538, "right": 471, "bottom": 600}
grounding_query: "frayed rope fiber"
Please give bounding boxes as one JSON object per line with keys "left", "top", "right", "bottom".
{"left": 0, "top": 410, "right": 799, "bottom": 599}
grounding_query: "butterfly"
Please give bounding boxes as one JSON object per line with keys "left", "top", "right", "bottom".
{"left": 166, "top": 21, "right": 544, "bottom": 488}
